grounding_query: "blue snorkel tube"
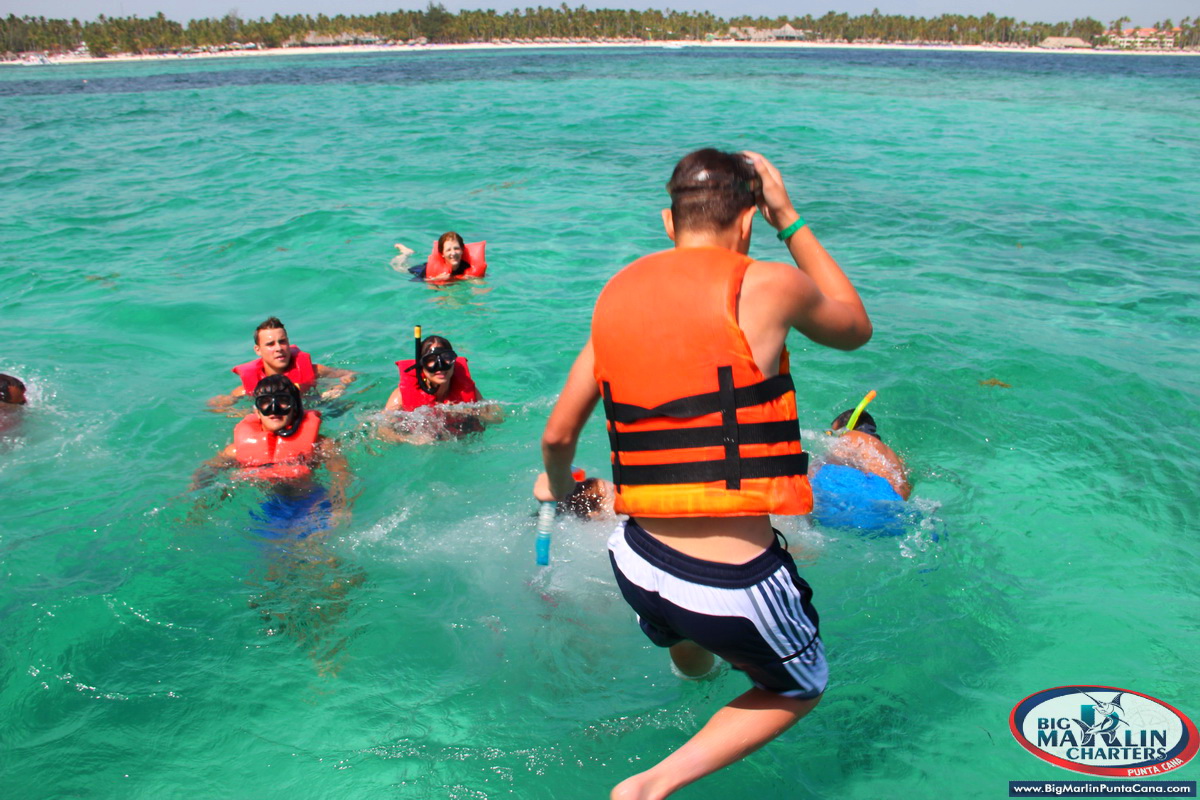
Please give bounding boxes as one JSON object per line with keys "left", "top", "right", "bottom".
{"left": 535, "top": 502, "right": 554, "bottom": 566}
{"left": 535, "top": 466, "right": 586, "bottom": 566}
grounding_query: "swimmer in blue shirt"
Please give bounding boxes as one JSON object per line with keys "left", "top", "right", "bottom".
{"left": 810, "top": 408, "right": 910, "bottom": 532}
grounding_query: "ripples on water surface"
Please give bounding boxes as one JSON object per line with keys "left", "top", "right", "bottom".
{"left": 1, "top": 47, "right": 1198, "bottom": 798}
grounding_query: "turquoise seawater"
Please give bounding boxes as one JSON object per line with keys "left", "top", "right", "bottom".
{"left": 2, "top": 47, "right": 1198, "bottom": 798}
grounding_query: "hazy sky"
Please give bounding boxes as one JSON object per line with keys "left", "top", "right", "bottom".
{"left": 2, "top": 0, "right": 1190, "bottom": 28}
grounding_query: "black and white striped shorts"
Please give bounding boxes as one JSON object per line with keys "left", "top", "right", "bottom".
{"left": 608, "top": 518, "right": 827, "bottom": 699}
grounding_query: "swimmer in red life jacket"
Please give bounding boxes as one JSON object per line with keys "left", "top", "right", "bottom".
{"left": 392, "top": 231, "right": 487, "bottom": 282}
{"left": 378, "top": 333, "right": 502, "bottom": 444}
{"left": 194, "top": 376, "right": 351, "bottom": 525}
{"left": 208, "top": 316, "right": 357, "bottom": 412}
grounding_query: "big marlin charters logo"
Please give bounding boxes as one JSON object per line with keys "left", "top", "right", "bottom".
{"left": 1010, "top": 685, "right": 1198, "bottom": 777}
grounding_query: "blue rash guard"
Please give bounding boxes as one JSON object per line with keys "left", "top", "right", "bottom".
{"left": 810, "top": 464, "right": 905, "bottom": 535}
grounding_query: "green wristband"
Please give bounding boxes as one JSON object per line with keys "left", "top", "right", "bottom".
{"left": 776, "top": 217, "right": 807, "bottom": 242}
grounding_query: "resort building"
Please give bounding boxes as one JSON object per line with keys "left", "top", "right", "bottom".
{"left": 1104, "top": 27, "right": 1180, "bottom": 49}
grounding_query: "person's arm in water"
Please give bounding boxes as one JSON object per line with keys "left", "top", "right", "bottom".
{"left": 459, "top": 387, "right": 504, "bottom": 425}
{"left": 208, "top": 385, "right": 247, "bottom": 413}
{"left": 191, "top": 443, "right": 237, "bottom": 490}
{"left": 376, "top": 388, "right": 436, "bottom": 445}
{"left": 315, "top": 436, "right": 353, "bottom": 518}
{"left": 540, "top": 341, "right": 601, "bottom": 501}
{"left": 316, "top": 363, "right": 356, "bottom": 400}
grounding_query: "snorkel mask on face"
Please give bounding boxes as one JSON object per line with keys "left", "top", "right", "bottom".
{"left": 405, "top": 327, "right": 457, "bottom": 394}
{"left": 421, "top": 349, "right": 457, "bottom": 373}
{"left": 253, "top": 375, "right": 304, "bottom": 437}
{"left": 254, "top": 392, "right": 295, "bottom": 417}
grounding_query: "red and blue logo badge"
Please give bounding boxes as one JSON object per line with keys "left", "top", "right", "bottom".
{"left": 1010, "top": 685, "right": 1198, "bottom": 777}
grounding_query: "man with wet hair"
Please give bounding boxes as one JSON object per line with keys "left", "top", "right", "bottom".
{"left": 538, "top": 148, "right": 872, "bottom": 798}
{"left": 209, "top": 316, "right": 356, "bottom": 411}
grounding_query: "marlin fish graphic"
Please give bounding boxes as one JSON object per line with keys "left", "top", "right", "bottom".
{"left": 1073, "top": 691, "right": 1128, "bottom": 738}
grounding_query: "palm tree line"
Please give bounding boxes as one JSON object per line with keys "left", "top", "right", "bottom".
{"left": 4, "top": 4, "right": 1198, "bottom": 58}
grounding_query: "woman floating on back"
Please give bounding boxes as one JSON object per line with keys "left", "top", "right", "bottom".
{"left": 393, "top": 231, "right": 487, "bottom": 283}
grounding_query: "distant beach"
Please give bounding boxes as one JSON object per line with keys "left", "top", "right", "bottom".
{"left": 4, "top": 38, "right": 1196, "bottom": 67}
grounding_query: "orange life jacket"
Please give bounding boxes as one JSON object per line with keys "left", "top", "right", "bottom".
{"left": 231, "top": 347, "right": 317, "bottom": 393}
{"left": 591, "top": 246, "right": 811, "bottom": 518}
{"left": 232, "top": 409, "right": 322, "bottom": 481}
{"left": 425, "top": 240, "right": 487, "bottom": 282}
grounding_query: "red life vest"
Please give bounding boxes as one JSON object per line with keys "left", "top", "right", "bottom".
{"left": 395, "top": 357, "right": 481, "bottom": 410}
{"left": 231, "top": 347, "right": 317, "bottom": 393}
{"left": 591, "top": 246, "right": 810, "bottom": 518}
{"left": 232, "top": 410, "right": 322, "bottom": 482}
{"left": 425, "top": 240, "right": 488, "bottom": 282}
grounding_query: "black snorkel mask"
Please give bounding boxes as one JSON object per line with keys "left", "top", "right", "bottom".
{"left": 405, "top": 326, "right": 457, "bottom": 395}
{"left": 421, "top": 349, "right": 457, "bottom": 373}
{"left": 253, "top": 380, "right": 304, "bottom": 437}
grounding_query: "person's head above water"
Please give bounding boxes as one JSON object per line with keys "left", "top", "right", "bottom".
{"left": 559, "top": 477, "right": 609, "bottom": 519}
{"left": 830, "top": 408, "right": 880, "bottom": 440}
{"left": 0, "top": 374, "right": 26, "bottom": 406}
{"left": 666, "top": 148, "right": 761, "bottom": 236}
{"left": 417, "top": 335, "right": 457, "bottom": 393}
{"left": 252, "top": 316, "right": 294, "bottom": 373}
{"left": 253, "top": 374, "right": 304, "bottom": 436}
{"left": 437, "top": 232, "right": 467, "bottom": 272}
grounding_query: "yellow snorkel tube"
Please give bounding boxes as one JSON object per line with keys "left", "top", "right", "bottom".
{"left": 828, "top": 390, "right": 877, "bottom": 435}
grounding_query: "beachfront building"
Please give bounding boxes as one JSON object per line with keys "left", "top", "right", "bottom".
{"left": 282, "top": 31, "right": 384, "bottom": 47}
{"left": 1038, "top": 36, "right": 1092, "bottom": 49}
{"left": 1104, "top": 27, "right": 1179, "bottom": 49}
{"left": 727, "top": 23, "right": 808, "bottom": 42}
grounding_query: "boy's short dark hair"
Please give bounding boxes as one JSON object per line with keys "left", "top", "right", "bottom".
{"left": 667, "top": 148, "right": 759, "bottom": 233}
{"left": 254, "top": 316, "right": 287, "bottom": 344}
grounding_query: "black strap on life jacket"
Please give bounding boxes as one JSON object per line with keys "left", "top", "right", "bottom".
{"left": 602, "top": 367, "right": 808, "bottom": 491}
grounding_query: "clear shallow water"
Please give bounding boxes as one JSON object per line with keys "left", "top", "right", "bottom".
{"left": 1, "top": 47, "right": 1198, "bottom": 798}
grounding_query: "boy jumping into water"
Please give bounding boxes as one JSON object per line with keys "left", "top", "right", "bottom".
{"left": 538, "top": 149, "right": 871, "bottom": 798}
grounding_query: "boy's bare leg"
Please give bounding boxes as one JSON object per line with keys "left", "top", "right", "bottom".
{"left": 611, "top": 689, "right": 822, "bottom": 800}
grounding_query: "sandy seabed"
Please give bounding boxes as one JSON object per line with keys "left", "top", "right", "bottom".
{"left": 3, "top": 38, "right": 1196, "bottom": 67}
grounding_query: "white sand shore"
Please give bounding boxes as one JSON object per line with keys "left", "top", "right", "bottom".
{"left": 3, "top": 38, "right": 1196, "bottom": 68}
